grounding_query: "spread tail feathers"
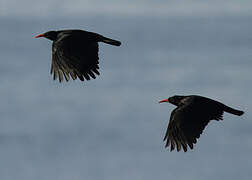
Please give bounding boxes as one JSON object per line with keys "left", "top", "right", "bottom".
{"left": 223, "top": 105, "right": 244, "bottom": 116}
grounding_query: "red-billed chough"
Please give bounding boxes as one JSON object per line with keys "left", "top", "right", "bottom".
{"left": 35, "top": 29, "right": 121, "bottom": 82}
{"left": 159, "top": 95, "right": 244, "bottom": 152}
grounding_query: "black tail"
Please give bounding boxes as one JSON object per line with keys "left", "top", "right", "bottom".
{"left": 100, "top": 36, "right": 121, "bottom": 46}
{"left": 223, "top": 105, "right": 244, "bottom": 116}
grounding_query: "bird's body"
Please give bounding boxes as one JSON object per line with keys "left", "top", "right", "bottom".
{"left": 35, "top": 29, "right": 121, "bottom": 82}
{"left": 159, "top": 95, "right": 244, "bottom": 152}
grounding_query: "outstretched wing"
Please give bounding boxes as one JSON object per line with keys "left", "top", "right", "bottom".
{"left": 51, "top": 34, "right": 100, "bottom": 82}
{"left": 163, "top": 101, "right": 224, "bottom": 152}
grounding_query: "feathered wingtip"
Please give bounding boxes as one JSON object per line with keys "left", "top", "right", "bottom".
{"left": 163, "top": 124, "right": 196, "bottom": 152}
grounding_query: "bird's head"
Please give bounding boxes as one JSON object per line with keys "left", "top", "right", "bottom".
{"left": 35, "top": 31, "right": 58, "bottom": 41}
{"left": 159, "top": 95, "right": 185, "bottom": 106}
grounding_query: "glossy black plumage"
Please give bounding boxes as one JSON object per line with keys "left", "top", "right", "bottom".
{"left": 159, "top": 95, "right": 244, "bottom": 152}
{"left": 35, "top": 29, "right": 121, "bottom": 82}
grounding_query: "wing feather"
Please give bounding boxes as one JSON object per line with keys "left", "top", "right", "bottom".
{"left": 51, "top": 34, "right": 100, "bottom": 82}
{"left": 163, "top": 100, "right": 225, "bottom": 152}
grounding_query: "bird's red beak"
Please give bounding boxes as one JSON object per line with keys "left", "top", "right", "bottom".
{"left": 159, "top": 99, "right": 169, "bottom": 103}
{"left": 35, "top": 33, "right": 45, "bottom": 38}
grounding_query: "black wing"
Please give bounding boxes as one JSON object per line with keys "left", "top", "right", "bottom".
{"left": 163, "top": 100, "right": 224, "bottom": 152}
{"left": 51, "top": 34, "right": 100, "bottom": 82}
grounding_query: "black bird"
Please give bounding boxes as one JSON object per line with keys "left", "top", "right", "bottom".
{"left": 35, "top": 29, "right": 121, "bottom": 82}
{"left": 159, "top": 95, "right": 244, "bottom": 152}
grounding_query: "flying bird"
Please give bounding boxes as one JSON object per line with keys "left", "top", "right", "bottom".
{"left": 35, "top": 29, "right": 121, "bottom": 82}
{"left": 159, "top": 95, "right": 244, "bottom": 152}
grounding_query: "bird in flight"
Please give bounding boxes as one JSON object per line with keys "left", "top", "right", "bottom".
{"left": 35, "top": 29, "right": 121, "bottom": 82}
{"left": 159, "top": 95, "right": 244, "bottom": 152}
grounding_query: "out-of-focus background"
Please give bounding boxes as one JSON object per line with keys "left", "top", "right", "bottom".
{"left": 0, "top": 1, "right": 252, "bottom": 180}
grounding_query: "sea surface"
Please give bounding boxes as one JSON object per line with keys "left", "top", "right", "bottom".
{"left": 0, "top": 15, "right": 251, "bottom": 180}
